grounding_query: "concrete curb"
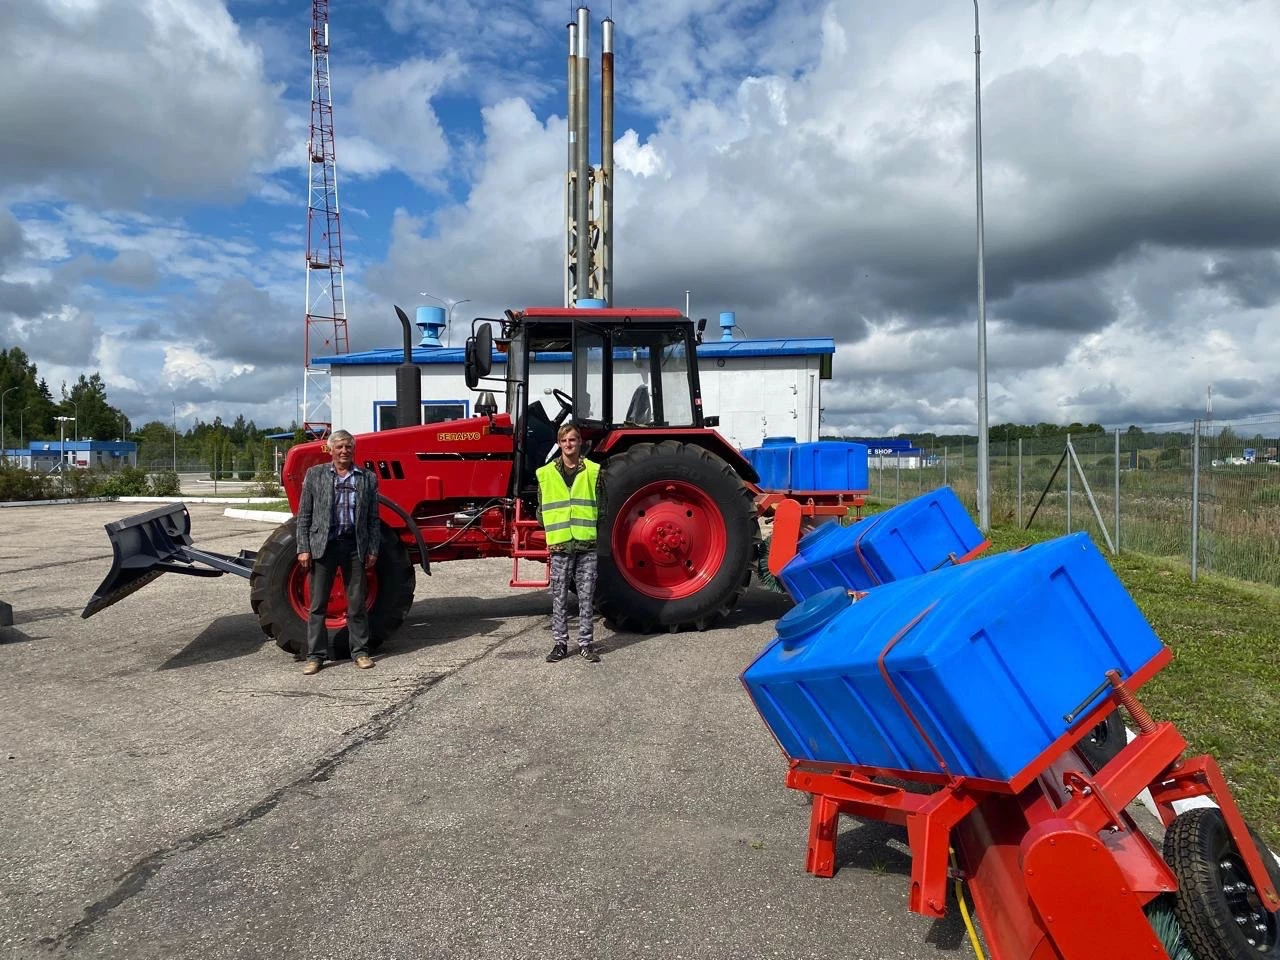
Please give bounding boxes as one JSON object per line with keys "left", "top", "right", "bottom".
{"left": 224, "top": 508, "right": 293, "bottom": 523}
{"left": 0, "top": 497, "right": 115, "bottom": 508}
{"left": 118, "top": 496, "right": 283, "bottom": 505}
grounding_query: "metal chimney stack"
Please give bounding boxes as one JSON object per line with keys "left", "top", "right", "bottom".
{"left": 563, "top": 6, "right": 615, "bottom": 307}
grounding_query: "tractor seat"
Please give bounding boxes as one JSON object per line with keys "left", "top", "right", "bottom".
{"left": 521, "top": 400, "right": 557, "bottom": 483}
{"left": 624, "top": 384, "right": 652, "bottom": 426}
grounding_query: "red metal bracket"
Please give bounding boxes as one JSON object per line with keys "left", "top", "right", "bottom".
{"left": 509, "top": 498, "right": 550, "bottom": 588}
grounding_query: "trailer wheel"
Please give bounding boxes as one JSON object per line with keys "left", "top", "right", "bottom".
{"left": 1163, "top": 807, "right": 1280, "bottom": 959}
{"left": 249, "top": 519, "right": 415, "bottom": 658}
{"left": 1077, "top": 710, "right": 1127, "bottom": 771}
{"left": 597, "top": 440, "right": 759, "bottom": 632}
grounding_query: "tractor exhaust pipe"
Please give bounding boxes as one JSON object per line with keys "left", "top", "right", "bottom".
{"left": 393, "top": 305, "right": 422, "bottom": 429}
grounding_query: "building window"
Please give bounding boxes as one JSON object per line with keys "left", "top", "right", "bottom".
{"left": 375, "top": 401, "right": 469, "bottom": 431}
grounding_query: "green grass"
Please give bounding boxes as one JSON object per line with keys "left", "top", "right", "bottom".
{"left": 986, "top": 525, "right": 1280, "bottom": 851}
{"left": 235, "top": 500, "right": 290, "bottom": 512}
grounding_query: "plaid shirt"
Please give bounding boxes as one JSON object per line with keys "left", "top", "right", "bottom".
{"left": 330, "top": 468, "right": 358, "bottom": 537}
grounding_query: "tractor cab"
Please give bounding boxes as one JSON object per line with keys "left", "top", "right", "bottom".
{"left": 464, "top": 306, "right": 714, "bottom": 497}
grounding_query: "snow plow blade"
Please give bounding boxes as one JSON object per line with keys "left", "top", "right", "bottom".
{"left": 82, "top": 503, "right": 257, "bottom": 619}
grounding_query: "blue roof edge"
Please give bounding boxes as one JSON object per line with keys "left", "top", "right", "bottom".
{"left": 318, "top": 337, "right": 836, "bottom": 367}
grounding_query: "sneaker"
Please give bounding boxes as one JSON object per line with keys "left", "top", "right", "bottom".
{"left": 579, "top": 643, "right": 601, "bottom": 663}
{"left": 546, "top": 644, "right": 569, "bottom": 663}
{"left": 302, "top": 659, "right": 322, "bottom": 676}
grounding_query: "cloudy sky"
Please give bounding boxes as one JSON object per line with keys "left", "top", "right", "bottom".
{"left": 2, "top": 0, "right": 1278, "bottom": 436}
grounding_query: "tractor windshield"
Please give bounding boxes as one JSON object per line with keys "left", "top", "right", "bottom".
{"left": 610, "top": 328, "right": 695, "bottom": 428}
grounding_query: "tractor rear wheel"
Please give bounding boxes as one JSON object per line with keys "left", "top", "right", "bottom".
{"left": 1163, "top": 807, "right": 1279, "bottom": 959}
{"left": 249, "top": 519, "right": 415, "bottom": 658}
{"left": 597, "top": 440, "right": 759, "bottom": 632}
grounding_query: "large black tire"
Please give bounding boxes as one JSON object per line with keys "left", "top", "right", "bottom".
{"left": 1163, "top": 806, "right": 1280, "bottom": 958}
{"left": 248, "top": 519, "right": 415, "bottom": 658}
{"left": 597, "top": 440, "right": 759, "bottom": 632}
{"left": 1077, "top": 710, "right": 1127, "bottom": 772}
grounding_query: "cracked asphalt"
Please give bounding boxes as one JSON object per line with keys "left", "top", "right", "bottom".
{"left": 0, "top": 500, "right": 972, "bottom": 959}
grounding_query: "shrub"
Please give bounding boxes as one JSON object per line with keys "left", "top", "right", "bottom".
{"left": 59, "top": 467, "right": 101, "bottom": 499}
{"left": 236, "top": 453, "right": 254, "bottom": 481}
{"left": 97, "top": 466, "right": 152, "bottom": 498}
{"left": 149, "top": 470, "right": 181, "bottom": 497}
{"left": 253, "top": 458, "right": 282, "bottom": 497}
{"left": 0, "top": 463, "right": 45, "bottom": 501}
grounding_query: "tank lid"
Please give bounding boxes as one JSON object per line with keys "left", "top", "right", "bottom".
{"left": 775, "top": 586, "right": 852, "bottom": 647}
{"left": 762, "top": 436, "right": 797, "bottom": 446}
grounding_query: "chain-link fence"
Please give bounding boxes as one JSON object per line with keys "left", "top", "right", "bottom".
{"left": 866, "top": 414, "right": 1280, "bottom": 587}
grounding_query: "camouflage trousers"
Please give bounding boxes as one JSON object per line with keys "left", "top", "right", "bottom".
{"left": 549, "top": 550, "right": 597, "bottom": 648}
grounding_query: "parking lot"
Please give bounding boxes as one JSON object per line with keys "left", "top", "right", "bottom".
{"left": 0, "top": 500, "right": 971, "bottom": 959}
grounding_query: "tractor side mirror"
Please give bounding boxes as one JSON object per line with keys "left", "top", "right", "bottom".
{"left": 696, "top": 317, "right": 707, "bottom": 344}
{"left": 464, "top": 323, "right": 494, "bottom": 390}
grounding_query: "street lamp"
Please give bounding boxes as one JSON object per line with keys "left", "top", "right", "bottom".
{"left": 419, "top": 291, "right": 471, "bottom": 348}
{"left": 65, "top": 398, "right": 80, "bottom": 443}
{"left": 1, "top": 386, "right": 16, "bottom": 459}
{"left": 55, "top": 415, "right": 74, "bottom": 469}
{"left": 973, "top": 0, "right": 991, "bottom": 532}
{"left": 172, "top": 401, "right": 178, "bottom": 473}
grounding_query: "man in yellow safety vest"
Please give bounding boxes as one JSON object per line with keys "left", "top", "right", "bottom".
{"left": 536, "top": 423, "right": 602, "bottom": 663}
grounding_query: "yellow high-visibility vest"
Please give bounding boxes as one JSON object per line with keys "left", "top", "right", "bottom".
{"left": 537, "top": 459, "right": 600, "bottom": 546}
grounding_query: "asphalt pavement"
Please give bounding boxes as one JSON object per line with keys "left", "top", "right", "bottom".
{"left": 0, "top": 499, "right": 972, "bottom": 959}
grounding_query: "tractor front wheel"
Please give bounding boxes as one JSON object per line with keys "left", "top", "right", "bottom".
{"left": 1163, "top": 807, "right": 1279, "bottom": 958}
{"left": 597, "top": 440, "right": 759, "bottom": 632}
{"left": 249, "top": 518, "right": 415, "bottom": 658}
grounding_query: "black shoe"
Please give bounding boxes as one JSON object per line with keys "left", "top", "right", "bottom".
{"left": 579, "top": 643, "right": 601, "bottom": 663}
{"left": 546, "top": 644, "right": 569, "bottom": 663}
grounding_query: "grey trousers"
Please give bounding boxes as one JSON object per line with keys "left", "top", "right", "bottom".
{"left": 306, "top": 534, "right": 371, "bottom": 661}
{"left": 549, "top": 551, "right": 597, "bottom": 648}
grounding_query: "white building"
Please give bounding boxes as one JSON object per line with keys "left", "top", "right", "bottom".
{"left": 319, "top": 322, "right": 833, "bottom": 451}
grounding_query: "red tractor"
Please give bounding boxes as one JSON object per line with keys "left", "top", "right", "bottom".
{"left": 85, "top": 306, "right": 861, "bottom": 654}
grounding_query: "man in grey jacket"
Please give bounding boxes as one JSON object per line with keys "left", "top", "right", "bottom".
{"left": 295, "top": 429, "right": 380, "bottom": 674}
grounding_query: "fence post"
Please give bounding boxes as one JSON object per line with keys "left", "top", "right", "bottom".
{"left": 1065, "top": 433, "right": 1072, "bottom": 533}
{"left": 1191, "top": 418, "right": 1200, "bottom": 583}
{"left": 1114, "top": 428, "right": 1121, "bottom": 553}
{"left": 1017, "top": 438, "right": 1023, "bottom": 528}
{"left": 896, "top": 455, "right": 901, "bottom": 501}
{"left": 943, "top": 445, "right": 948, "bottom": 485}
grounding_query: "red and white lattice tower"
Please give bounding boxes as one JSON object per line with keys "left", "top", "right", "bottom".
{"left": 302, "top": 0, "right": 348, "bottom": 436}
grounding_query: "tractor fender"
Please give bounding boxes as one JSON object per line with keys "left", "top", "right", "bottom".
{"left": 593, "top": 428, "right": 760, "bottom": 485}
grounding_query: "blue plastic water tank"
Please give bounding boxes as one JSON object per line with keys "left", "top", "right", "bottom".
{"left": 779, "top": 486, "right": 984, "bottom": 601}
{"left": 791, "top": 442, "right": 869, "bottom": 491}
{"left": 742, "top": 438, "right": 868, "bottom": 491}
{"left": 743, "top": 437, "right": 796, "bottom": 489}
{"left": 744, "top": 532, "right": 1166, "bottom": 781}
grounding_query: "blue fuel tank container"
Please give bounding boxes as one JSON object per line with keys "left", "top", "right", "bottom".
{"left": 743, "top": 532, "right": 1165, "bottom": 781}
{"left": 779, "top": 486, "right": 985, "bottom": 601}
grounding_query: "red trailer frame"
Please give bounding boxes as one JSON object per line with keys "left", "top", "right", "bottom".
{"left": 782, "top": 652, "right": 1279, "bottom": 960}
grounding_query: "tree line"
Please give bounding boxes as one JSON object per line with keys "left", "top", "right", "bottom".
{"left": 1, "top": 346, "right": 301, "bottom": 473}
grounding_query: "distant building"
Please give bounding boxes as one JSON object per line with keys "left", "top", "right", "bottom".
{"left": 5, "top": 440, "right": 138, "bottom": 472}
{"left": 851, "top": 436, "right": 927, "bottom": 469}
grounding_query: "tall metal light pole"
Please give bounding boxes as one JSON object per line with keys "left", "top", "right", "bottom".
{"left": 0, "top": 386, "right": 16, "bottom": 458}
{"left": 55, "top": 415, "right": 74, "bottom": 469}
{"left": 446, "top": 299, "right": 471, "bottom": 349}
{"left": 419, "top": 291, "right": 471, "bottom": 348}
{"left": 973, "top": 0, "right": 991, "bottom": 532}
{"left": 685, "top": 289, "right": 691, "bottom": 318}
{"left": 172, "top": 401, "right": 178, "bottom": 473}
